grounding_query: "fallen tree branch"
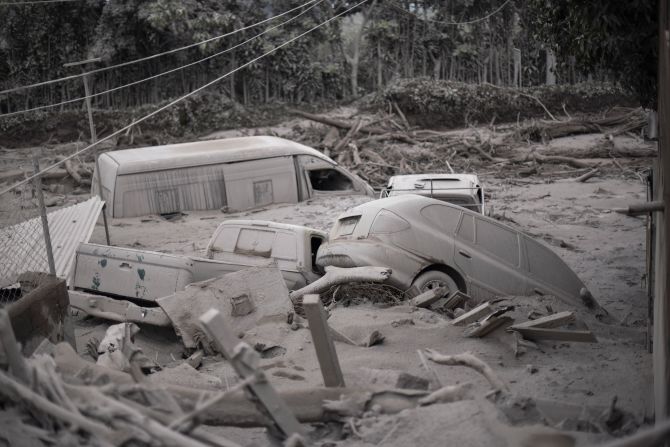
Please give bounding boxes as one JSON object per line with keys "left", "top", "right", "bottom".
{"left": 0, "top": 369, "right": 115, "bottom": 441}
{"left": 423, "top": 350, "right": 509, "bottom": 392}
{"left": 575, "top": 167, "right": 600, "bottom": 182}
{"left": 289, "top": 267, "right": 392, "bottom": 305}
{"left": 418, "top": 382, "right": 473, "bottom": 406}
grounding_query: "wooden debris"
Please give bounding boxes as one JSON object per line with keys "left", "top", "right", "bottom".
{"left": 508, "top": 311, "right": 576, "bottom": 330}
{"left": 332, "top": 117, "right": 363, "bottom": 153}
{"left": 575, "top": 167, "right": 600, "bottom": 182}
{"left": 409, "top": 286, "right": 448, "bottom": 308}
{"left": 464, "top": 315, "right": 513, "bottom": 338}
{"left": 158, "top": 266, "right": 292, "bottom": 349}
{"left": 303, "top": 294, "right": 346, "bottom": 388}
{"left": 512, "top": 331, "right": 539, "bottom": 357}
{"left": 423, "top": 350, "right": 509, "bottom": 392}
{"left": 451, "top": 302, "right": 493, "bottom": 326}
{"left": 0, "top": 369, "right": 115, "bottom": 441}
{"left": 0, "top": 309, "right": 30, "bottom": 383}
{"left": 442, "top": 291, "right": 471, "bottom": 310}
{"left": 69, "top": 290, "right": 171, "bottom": 327}
{"left": 199, "top": 309, "right": 306, "bottom": 439}
{"left": 511, "top": 327, "right": 598, "bottom": 343}
{"left": 614, "top": 201, "right": 664, "bottom": 216}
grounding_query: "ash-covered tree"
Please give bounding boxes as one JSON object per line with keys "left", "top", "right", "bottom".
{"left": 523, "top": 0, "right": 657, "bottom": 107}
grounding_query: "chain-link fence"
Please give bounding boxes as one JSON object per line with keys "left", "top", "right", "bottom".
{"left": 0, "top": 163, "right": 56, "bottom": 307}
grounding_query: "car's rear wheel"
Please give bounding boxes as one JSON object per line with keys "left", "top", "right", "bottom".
{"left": 412, "top": 270, "right": 458, "bottom": 296}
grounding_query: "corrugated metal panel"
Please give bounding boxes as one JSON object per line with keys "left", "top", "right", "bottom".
{"left": 0, "top": 197, "right": 103, "bottom": 287}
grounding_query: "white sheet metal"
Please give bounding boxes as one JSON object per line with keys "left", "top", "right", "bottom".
{"left": 0, "top": 197, "right": 104, "bottom": 288}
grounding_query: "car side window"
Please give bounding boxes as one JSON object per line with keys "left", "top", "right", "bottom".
{"left": 457, "top": 214, "right": 475, "bottom": 243}
{"left": 421, "top": 204, "right": 461, "bottom": 234}
{"left": 475, "top": 218, "right": 520, "bottom": 266}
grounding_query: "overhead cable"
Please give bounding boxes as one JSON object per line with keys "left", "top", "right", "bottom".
{"left": 389, "top": 0, "right": 512, "bottom": 26}
{"left": 0, "top": 0, "right": 370, "bottom": 195}
{"left": 0, "top": 0, "right": 318, "bottom": 95}
{"left": 0, "top": 0, "right": 324, "bottom": 117}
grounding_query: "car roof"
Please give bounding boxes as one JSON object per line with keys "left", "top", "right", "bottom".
{"left": 387, "top": 174, "right": 480, "bottom": 195}
{"left": 342, "top": 194, "right": 489, "bottom": 224}
{"left": 103, "top": 136, "right": 334, "bottom": 175}
{"left": 216, "top": 219, "right": 325, "bottom": 235}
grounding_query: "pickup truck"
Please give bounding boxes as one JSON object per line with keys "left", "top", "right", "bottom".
{"left": 71, "top": 220, "right": 327, "bottom": 302}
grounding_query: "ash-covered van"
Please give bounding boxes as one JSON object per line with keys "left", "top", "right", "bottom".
{"left": 92, "top": 136, "right": 374, "bottom": 218}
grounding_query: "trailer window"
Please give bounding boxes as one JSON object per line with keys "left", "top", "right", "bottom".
{"left": 308, "top": 169, "right": 353, "bottom": 191}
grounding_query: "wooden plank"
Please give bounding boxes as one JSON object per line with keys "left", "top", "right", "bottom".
{"left": 7, "top": 276, "right": 72, "bottom": 355}
{"left": 409, "top": 287, "right": 448, "bottom": 308}
{"left": 199, "top": 309, "right": 306, "bottom": 439}
{"left": 303, "top": 294, "right": 345, "bottom": 387}
{"left": 508, "top": 311, "right": 575, "bottom": 330}
{"left": 654, "top": 0, "right": 670, "bottom": 421}
{"left": 463, "top": 316, "right": 513, "bottom": 338}
{"left": 442, "top": 291, "right": 471, "bottom": 310}
{"left": 451, "top": 302, "right": 492, "bottom": 326}
{"left": 512, "top": 327, "right": 598, "bottom": 343}
{"left": 69, "top": 290, "right": 171, "bottom": 327}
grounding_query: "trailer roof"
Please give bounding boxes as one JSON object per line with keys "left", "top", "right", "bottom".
{"left": 103, "top": 136, "right": 334, "bottom": 175}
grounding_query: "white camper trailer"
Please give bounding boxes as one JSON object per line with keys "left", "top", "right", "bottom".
{"left": 92, "top": 136, "right": 374, "bottom": 218}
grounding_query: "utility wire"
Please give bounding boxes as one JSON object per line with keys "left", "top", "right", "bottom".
{"left": 389, "top": 0, "right": 512, "bottom": 26}
{"left": 0, "top": 0, "right": 318, "bottom": 95}
{"left": 0, "top": 0, "right": 81, "bottom": 5}
{"left": 0, "top": 0, "right": 324, "bottom": 118}
{"left": 0, "top": 0, "right": 370, "bottom": 196}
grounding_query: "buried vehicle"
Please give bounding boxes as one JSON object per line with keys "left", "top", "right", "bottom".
{"left": 316, "top": 195, "right": 595, "bottom": 308}
{"left": 71, "top": 220, "right": 327, "bottom": 302}
{"left": 92, "top": 136, "right": 374, "bottom": 218}
{"left": 381, "top": 173, "right": 484, "bottom": 214}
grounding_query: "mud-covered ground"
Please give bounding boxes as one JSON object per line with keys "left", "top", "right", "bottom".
{"left": 0, "top": 108, "right": 656, "bottom": 446}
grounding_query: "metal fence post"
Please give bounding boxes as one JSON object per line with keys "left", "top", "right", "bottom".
{"left": 32, "top": 156, "right": 56, "bottom": 276}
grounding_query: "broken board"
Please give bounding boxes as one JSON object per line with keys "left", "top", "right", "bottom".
{"left": 157, "top": 266, "right": 292, "bottom": 348}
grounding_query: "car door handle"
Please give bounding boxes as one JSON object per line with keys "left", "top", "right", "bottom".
{"left": 534, "top": 288, "right": 544, "bottom": 295}
{"left": 458, "top": 250, "right": 471, "bottom": 259}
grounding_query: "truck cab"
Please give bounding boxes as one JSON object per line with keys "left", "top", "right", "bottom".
{"left": 71, "top": 220, "right": 327, "bottom": 302}
{"left": 381, "top": 174, "right": 484, "bottom": 214}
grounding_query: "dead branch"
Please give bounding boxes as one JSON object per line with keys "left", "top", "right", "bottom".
{"left": 289, "top": 109, "right": 418, "bottom": 145}
{"left": 289, "top": 267, "right": 392, "bottom": 305}
{"left": 392, "top": 101, "right": 410, "bottom": 129}
{"left": 423, "top": 350, "right": 509, "bottom": 392}
{"left": 575, "top": 167, "right": 600, "bottom": 182}
{"left": 0, "top": 309, "right": 30, "bottom": 383}
{"left": 333, "top": 117, "right": 363, "bottom": 153}
{"left": 418, "top": 382, "right": 473, "bottom": 406}
{"left": 0, "top": 369, "right": 115, "bottom": 440}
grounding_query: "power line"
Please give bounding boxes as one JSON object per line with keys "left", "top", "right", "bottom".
{"left": 0, "top": 0, "right": 370, "bottom": 196}
{"left": 0, "top": 0, "right": 318, "bottom": 95}
{"left": 389, "top": 0, "right": 512, "bottom": 26}
{"left": 0, "top": 0, "right": 81, "bottom": 5}
{"left": 0, "top": 0, "right": 324, "bottom": 118}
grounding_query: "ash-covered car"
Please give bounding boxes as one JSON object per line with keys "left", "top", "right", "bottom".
{"left": 381, "top": 173, "right": 484, "bottom": 214}
{"left": 316, "top": 194, "right": 596, "bottom": 308}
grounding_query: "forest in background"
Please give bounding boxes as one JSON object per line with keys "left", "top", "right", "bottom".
{"left": 0, "top": 0, "right": 657, "bottom": 146}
